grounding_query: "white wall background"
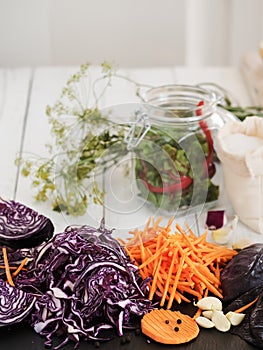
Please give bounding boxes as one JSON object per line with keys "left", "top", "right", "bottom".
{"left": 0, "top": 0, "right": 262, "bottom": 68}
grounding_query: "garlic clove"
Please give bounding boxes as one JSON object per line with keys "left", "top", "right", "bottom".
{"left": 202, "top": 310, "right": 224, "bottom": 319}
{"left": 195, "top": 316, "right": 215, "bottom": 329}
{"left": 212, "top": 215, "right": 238, "bottom": 245}
{"left": 202, "top": 310, "right": 213, "bottom": 319}
{"left": 225, "top": 311, "right": 246, "bottom": 326}
{"left": 195, "top": 296, "right": 223, "bottom": 311}
{"left": 211, "top": 310, "right": 231, "bottom": 332}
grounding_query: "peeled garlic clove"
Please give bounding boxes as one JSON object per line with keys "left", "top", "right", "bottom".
{"left": 212, "top": 310, "right": 231, "bottom": 332}
{"left": 212, "top": 215, "right": 238, "bottom": 245}
{"left": 202, "top": 310, "right": 213, "bottom": 319}
{"left": 196, "top": 316, "right": 215, "bottom": 329}
{"left": 202, "top": 310, "right": 224, "bottom": 319}
{"left": 225, "top": 311, "right": 245, "bottom": 326}
{"left": 195, "top": 296, "right": 223, "bottom": 311}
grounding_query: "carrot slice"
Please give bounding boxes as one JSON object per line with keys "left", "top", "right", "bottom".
{"left": 141, "top": 309, "right": 199, "bottom": 344}
{"left": 2, "top": 247, "right": 15, "bottom": 287}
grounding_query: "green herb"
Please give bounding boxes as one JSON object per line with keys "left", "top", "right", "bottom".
{"left": 17, "top": 71, "right": 262, "bottom": 216}
{"left": 17, "top": 62, "right": 150, "bottom": 216}
{"left": 198, "top": 82, "right": 263, "bottom": 121}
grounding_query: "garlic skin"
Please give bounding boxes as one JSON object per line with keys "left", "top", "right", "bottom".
{"left": 195, "top": 297, "right": 222, "bottom": 311}
{"left": 225, "top": 311, "right": 246, "bottom": 326}
{"left": 212, "top": 310, "right": 231, "bottom": 332}
{"left": 196, "top": 316, "right": 215, "bottom": 329}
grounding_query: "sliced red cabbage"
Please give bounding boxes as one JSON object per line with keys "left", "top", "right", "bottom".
{"left": 0, "top": 278, "right": 36, "bottom": 326}
{"left": 0, "top": 197, "right": 54, "bottom": 249}
{"left": 0, "top": 247, "right": 31, "bottom": 277}
{"left": 15, "top": 220, "right": 152, "bottom": 349}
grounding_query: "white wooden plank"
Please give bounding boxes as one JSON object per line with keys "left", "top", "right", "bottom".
{"left": 0, "top": 68, "right": 31, "bottom": 199}
{"left": 127, "top": 67, "right": 175, "bottom": 87}
{"left": 173, "top": 66, "right": 252, "bottom": 105}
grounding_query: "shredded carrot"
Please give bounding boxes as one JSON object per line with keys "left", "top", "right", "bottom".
{"left": 2, "top": 247, "right": 15, "bottom": 287}
{"left": 193, "top": 307, "right": 202, "bottom": 320}
{"left": 0, "top": 265, "right": 20, "bottom": 270}
{"left": 123, "top": 217, "right": 237, "bottom": 309}
{"left": 234, "top": 296, "right": 259, "bottom": 313}
{"left": 12, "top": 257, "right": 29, "bottom": 277}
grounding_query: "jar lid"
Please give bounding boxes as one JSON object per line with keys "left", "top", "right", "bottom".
{"left": 141, "top": 84, "right": 222, "bottom": 125}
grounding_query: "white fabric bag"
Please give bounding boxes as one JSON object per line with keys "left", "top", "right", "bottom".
{"left": 216, "top": 116, "right": 263, "bottom": 234}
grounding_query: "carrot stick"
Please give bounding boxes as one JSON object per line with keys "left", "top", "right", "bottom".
{"left": 167, "top": 255, "right": 185, "bottom": 309}
{"left": 0, "top": 265, "right": 21, "bottom": 270}
{"left": 176, "top": 223, "right": 198, "bottom": 253}
{"left": 234, "top": 297, "right": 259, "bottom": 313}
{"left": 2, "top": 247, "right": 15, "bottom": 287}
{"left": 139, "top": 239, "right": 169, "bottom": 270}
{"left": 148, "top": 255, "right": 163, "bottom": 300}
{"left": 160, "top": 248, "right": 178, "bottom": 306}
{"left": 12, "top": 257, "right": 29, "bottom": 277}
{"left": 193, "top": 307, "right": 202, "bottom": 320}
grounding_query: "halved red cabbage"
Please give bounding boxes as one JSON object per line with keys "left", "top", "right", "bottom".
{"left": 221, "top": 243, "right": 263, "bottom": 303}
{"left": 0, "top": 279, "right": 36, "bottom": 326}
{"left": 15, "top": 220, "right": 152, "bottom": 349}
{"left": 0, "top": 197, "right": 54, "bottom": 249}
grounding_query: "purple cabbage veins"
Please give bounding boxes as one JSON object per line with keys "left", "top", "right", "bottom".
{"left": 14, "top": 221, "right": 152, "bottom": 348}
{"left": 0, "top": 197, "right": 54, "bottom": 249}
{"left": 0, "top": 279, "right": 36, "bottom": 326}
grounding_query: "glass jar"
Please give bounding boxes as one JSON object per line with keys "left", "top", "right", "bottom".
{"left": 126, "top": 84, "right": 237, "bottom": 215}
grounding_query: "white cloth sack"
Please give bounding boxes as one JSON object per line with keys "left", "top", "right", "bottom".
{"left": 216, "top": 116, "right": 263, "bottom": 234}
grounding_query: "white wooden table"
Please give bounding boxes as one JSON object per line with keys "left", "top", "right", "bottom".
{"left": 0, "top": 65, "right": 261, "bottom": 246}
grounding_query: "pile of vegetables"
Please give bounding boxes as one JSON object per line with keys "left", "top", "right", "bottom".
{"left": 123, "top": 217, "right": 237, "bottom": 308}
{"left": 3, "top": 197, "right": 263, "bottom": 348}
{"left": 0, "top": 199, "right": 153, "bottom": 349}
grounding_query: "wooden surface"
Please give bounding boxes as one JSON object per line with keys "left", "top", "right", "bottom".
{"left": 1, "top": 65, "right": 261, "bottom": 239}
{"left": 0, "top": 65, "right": 261, "bottom": 349}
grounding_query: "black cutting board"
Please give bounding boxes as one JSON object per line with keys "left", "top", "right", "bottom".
{"left": 0, "top": 322, "right": 258, "bottom": 350}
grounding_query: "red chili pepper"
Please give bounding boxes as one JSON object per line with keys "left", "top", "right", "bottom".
{"left": 141, "top": 175, "right": 192, "bottom": 194}
{"left": 139, "top": 160, "right": 192, "bottom": 194}
{"left": 196, "top": 100, "right": 204, "bottom": 117}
